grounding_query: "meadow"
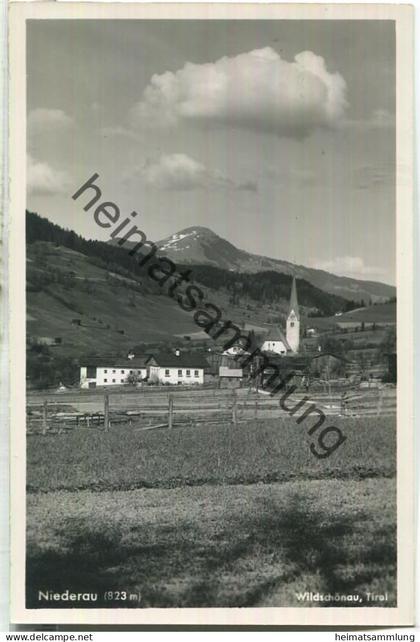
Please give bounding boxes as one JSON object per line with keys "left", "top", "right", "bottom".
{"left": 27, "top": 479, "right": 396, "bottom": 608}
{"left": 27, "top": 416, "right": 395, "bottom": 492}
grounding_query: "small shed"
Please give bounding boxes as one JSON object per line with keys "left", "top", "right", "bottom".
{"left": 219, "top": 354, "right": 244, "bottom": 388}
{"left": 308, "top": 352, "right": 349, "bottom": 379}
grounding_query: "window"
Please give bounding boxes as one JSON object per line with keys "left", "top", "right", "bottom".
{"left": 165, "top": 369, "right": 170, "bottom": 377}
{"left": 186, "top": 369, "right": 191, "bottom": 377}
{"left": 121, "top": 369, "right": 125, "bottom": 374}
{"left": 112, "top": 369, "right": 116, "bottom": 373}
{"left": 104, "top": 378, "right": 108, "bottom": 383}
{"left": 194, "top": 370, "right": 199, "bottom": 377}
{"left": 112, "top": 379, "right": 116, "bottom": 383}
{"left": 121, "top": 379, "right": 124, "bottom": 383}
{"left": 290, "top": 322, "right": 294, "bottom": 327}
{"left": 178, "top": 369, "right": 182, "bottom": 376}
{"left": 86, "top": 366, "right": 96, "bottom": 378}
{"left": 104, "top": 369, "right": 108, "bottom": 374}
{"left": 129, "top": 370, "right": 133, "bottom": 374}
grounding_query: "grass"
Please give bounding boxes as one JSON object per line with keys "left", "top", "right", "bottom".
{"left": 26, "top": 242, "right": 293, "bottom": 356}
{"left": 26, "top": 416, "right": 396, "bottom": 492}
{"left": 337, "top": 302, "right": 396, "bottom": 324}
{"left": 26, "top": 478, "right": 396, "bottom": 608}
{"left": 26, "top": 414, "right": 396, "bottom": 610}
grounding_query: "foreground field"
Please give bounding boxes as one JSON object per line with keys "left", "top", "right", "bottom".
{"left": 27, "top": 416, "right": 396, "bottom": 608}
{"left": 26, "top": 478, "right": 396, "bottom": 608}
{"left": 27, "top": 416, "right": 395, "bottom": 492}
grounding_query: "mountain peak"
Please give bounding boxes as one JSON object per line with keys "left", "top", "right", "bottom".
{"left": 158, "top": 226, "right": 223, "bottom": 252}
{"left": 156, "top": 224, "right": 395, "bottom": 302}
{"left": 159, "top": 226, "right": 218, "bottom": 245}
{"left": 178, "top": 225, "right": 217, "bottom": 235}
{"left": 157, "top": 225, "right": 241, "bottom": 268}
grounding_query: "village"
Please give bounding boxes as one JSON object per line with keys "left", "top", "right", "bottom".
{"left": 26, "top": 277, "right": 397, "bottom": 437}
{"left": 77, "top": 277, "right": 396, "bottom": 393}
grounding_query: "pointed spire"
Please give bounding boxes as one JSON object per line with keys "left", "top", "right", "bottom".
{"left": 288, "top": 275, "right": 300, "bottom": 320}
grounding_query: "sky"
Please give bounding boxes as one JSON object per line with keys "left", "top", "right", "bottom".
{"left": 27, "top": 19, "right": 396, "bottom": 285}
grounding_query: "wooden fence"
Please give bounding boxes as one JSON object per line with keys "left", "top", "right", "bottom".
{"left": 26, "top": 385, "right": 396, "bottom": 435}
{"left": 312, "top": 388, "right": 397, "bottom": 417}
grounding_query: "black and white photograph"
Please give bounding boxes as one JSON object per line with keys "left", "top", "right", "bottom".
{"left": 8, "top": 2, "right": 414, "bottom": 627}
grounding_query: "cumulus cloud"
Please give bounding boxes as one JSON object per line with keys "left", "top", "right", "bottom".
{"left": 131, "top": 47, "right": 348, "bottom": 138}
{"left": 28, "top": 108, "right": 74, "bottom": 134}
{"left": 315, "top": 256, "right": 387, "bottom": 281}
{"left": 129, "top": 153, "right": 257, "bottom": 192}
{"left": 27, "top": 154, "right": 71, "bottom": 196}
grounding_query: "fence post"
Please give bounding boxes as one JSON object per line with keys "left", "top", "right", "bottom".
{"left": 42, "top": 400, "right": 48, "bottom": 435}
{"left": 231, "top": 390, "right": 237, "bottom": 425}
{"left": 104, "top": 393, "right": 110, "bottom": 431}
{"left": 376, "top": 389, "right": 384, "bottom": 417}
{"left": 341, "top": 393, "right": 347, "bottom": 417}
{"left": 168, "top": 394, "right": 174, "bottom": 429}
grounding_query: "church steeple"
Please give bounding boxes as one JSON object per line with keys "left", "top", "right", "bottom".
{"left": 288, "top": 275, "right": 300, "bottom": 320}
{"left": 286, "top": 276, "right": 300, "bottom": 353}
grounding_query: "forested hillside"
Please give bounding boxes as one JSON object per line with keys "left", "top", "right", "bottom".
{"left": 27, "top": 211, "right": 347, "bottom": 315}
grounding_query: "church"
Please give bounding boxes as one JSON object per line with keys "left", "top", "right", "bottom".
{"left": 261, "top": 276, "right": 300, "bottom": 355}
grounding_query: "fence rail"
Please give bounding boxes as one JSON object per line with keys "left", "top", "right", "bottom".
{"left": 26, "top": 385, "right": 396, "bottom": 434}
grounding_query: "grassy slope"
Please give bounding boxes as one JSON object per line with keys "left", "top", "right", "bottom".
{"left": 27, "top": 241, "right": 368, "bottom": 359}
{"left": 26, "top": 478, "right": 396, "bottom": 608}
{"left": 336, "top": 303, "right": 396, "bottom": 323}
{"left": 309, "top": 303, "right": 396, "bottom": 331}
{"left": 27, "top": 288, "right": 203, "bottom": 351}
{"left": 27, "top": 416, "right": 395, "bottom": 492}
{"left": 27, "top": 243, "right": 207, "bottom": 352}
{"left": 27, "top": 243, "right": 283, "bottom": 355}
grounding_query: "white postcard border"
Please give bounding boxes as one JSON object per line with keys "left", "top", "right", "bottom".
{"left": 8, "top": 1, "right": 415, "bottom": 626}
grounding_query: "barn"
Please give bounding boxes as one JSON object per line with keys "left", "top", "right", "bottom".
{"left": 80, "top": 356, "right": 150, "bottom": 388}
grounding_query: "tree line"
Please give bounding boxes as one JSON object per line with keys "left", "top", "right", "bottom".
{"left": 27, "top": 210, "right": 347, "bottom": 316}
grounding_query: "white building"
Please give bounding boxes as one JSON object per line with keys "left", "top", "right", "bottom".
{"left": 261, "top": 276, "right": 300, "bottom": 355}
{"left": 261, "top": 326, "right": 290, "bottom": 355}
{"left": 80, "top": 357, "right": 149, "bottom": 389}
{"left": 148, "top": 351, "right": 209, "bottom": 385}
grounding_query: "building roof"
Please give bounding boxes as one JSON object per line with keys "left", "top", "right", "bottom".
{"left": 204, "top": 352, "right": 222, "bottom": 374}
{"left": 152, "top": 352, "right": 210, "bottom": 369}
{"left": 288, "top": 276, "right": 300, "bottom": 320}
{"left": 220, "top": 354, "right": 244, "bottom": 369}
{"left": 309, "top": 351, "right": 351, "bottom": 364}
{"left": 262, "top": 325, "right": 291, "bottom": 350}
{"left": 262, "top": 354, "right": 310, "bottom": 370}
